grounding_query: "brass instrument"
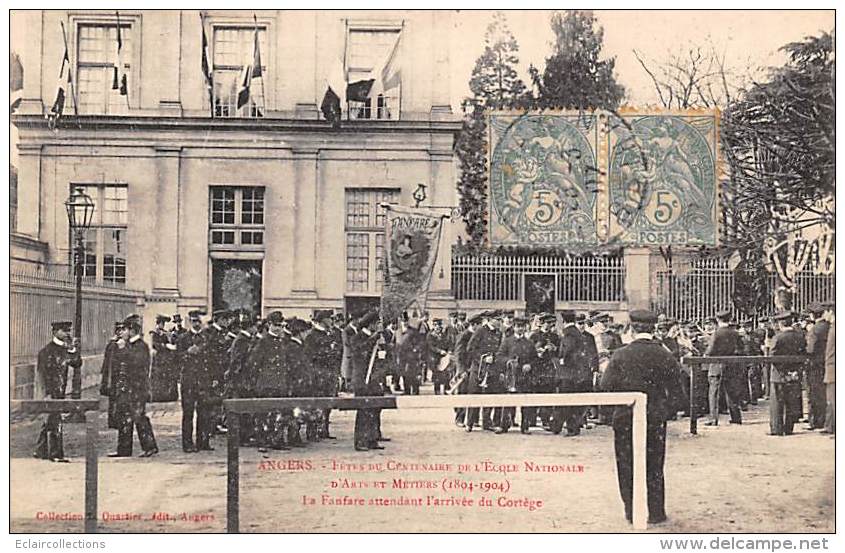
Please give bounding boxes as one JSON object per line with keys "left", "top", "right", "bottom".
{"left": 505, "top": 358, "right": 519, "bottom": 393}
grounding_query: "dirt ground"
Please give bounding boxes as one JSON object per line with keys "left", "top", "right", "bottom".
{"left": 9, "top": 389, "right": 835, "bottom": 534}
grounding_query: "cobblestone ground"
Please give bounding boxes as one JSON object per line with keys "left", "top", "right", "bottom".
{"left": 10, "top": 388, "right": 835, "bottom": 533}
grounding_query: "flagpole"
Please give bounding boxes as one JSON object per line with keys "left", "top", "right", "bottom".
{"left": 201, "top": 11, "right": 214, "bottom": 118}
{"left": 254, "top": 14, "right": 266, "bottom": 117}
{"left": 60, "top": 20, "right": 79, "bottom": 117}
{"left": 115, "top": 11, "right": 130, "bottom": 112}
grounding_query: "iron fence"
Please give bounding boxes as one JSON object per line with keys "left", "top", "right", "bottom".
{"left": 653, "top": 257, "right": 835, "bottom": 321}
{"left": 10, "top": 263, "right": 143, "bottom": 367}
{"left": 451, "top": 252, "right": 626, "bottom": 303}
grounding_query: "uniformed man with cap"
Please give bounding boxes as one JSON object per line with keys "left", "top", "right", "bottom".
{"left": 228, "top": 312, "right": 260, "bottom": 446}
{"left": 428, "top": 318, "right": 453, "bottom": 395}
{"left": 452, "top": 313, "right": 480, "bottom": 426}
{"left": 250, "top": 311, "right": 291, "bottom": 450}
{"left": 769, "top": 311, "right": 807, "bottom": 436}
{"left": 577, "top": 313, "right": 600, "bottom": 423}
{"left": 100, "top": 321, "right": 126, "bottom": 431}
{"left": 108, "top": 316, "right": 159, "bottom": 457}
{"left": 704, "top": 309, "right": 744, "bottom": 426}
{"left": 347, "top": 310, "right": 384, "bottom": 450}
{"left": 206, "top": 309, "right": 236, "bottom": 435}
{"left": 601, "top": 309, "right": 683, "bottom": 524}
{"left": 553, "top": 309, "right": 592, "bottom": 435}
{"left": 532, "top": 313, "right": 560, "bottom": 428}
{"left": 176, "top": 309, "right": 211, "bottom": 452}
{"left": 285, "top": 317, "right": 313, "bottom": 445}
{"left": 465, "top": 310, "right": 502, "bottom": 432}
{"left": 171, "top": 314, "right": 186, "bottom": 337}
{"left": 495, "top": 317, "right": 538, "bottom": 433}
{"left": 150, "top": 314, "right": 179, "bottom": 402}
{"left": 307, "top": 309, "right": 341, "bottom": 439}
{"left": 805, "top": 302, "right": 831, "bottom": 430}
{"left": 33, "top": 321, "right": 81, "bottom": 462}
{"left": 396, "top": 311, "right": 425, "bottom": 396}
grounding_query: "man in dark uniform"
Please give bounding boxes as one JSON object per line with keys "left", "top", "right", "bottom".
{"left": 452, "top": 313, "right": 479, "bottom": 427}
{"left": 307, "top": 309, "right": 342, "bottom": 439}
{"left": 285, "top": 318, "right": 313, "bottom": 446}
{"left": 396, "top": 312, "right": 425, "bottom": 395}
{"left": 495, "top": 317, "right": 538, "bottom": 434}
{"left": 108, "top": 317, "right": 158, "bottom": 457}
{"left": 171, "top": 313, "right": 186, "bottom": 337}
{"left": 601, "top": 309, "right": 683, "bottom": 525}
{"left": 577, "top": 313, "right": 600, "bottom": 423}
{"left": 206, "top": 310, "right": 235, "bottom": 435}
{"left": 704, "top": 309, "right": 744, "bottom": 426}
{"left": 428, "top": 318, "right": 453, "bottom": 395}
{"left": 465, "top": 310, "right": 502, "bottom": 432}
{"left": 347, "top": 310, "right": 384, "bottom": 451}
{"left": 251, "top": 311, "right": 291, "bottom": 450}
{"left": 533, "top": 313, "right": 560, "bottom": 428}
{"left": 176, "top": 310, "right": 210, "bottom": 453}
{"left": 740, "top": 320, "right": 764, "bottom": 405}
{"left": 34, "top": 321, "right": 81, "bottom": 462}
{"left": 805, "top": 302, "right": 830, "bottom": 430}
{"left": 769, "top": 311, "right": 806, "bottom": 436}
{"left": 553, "top": 309, "right": 592, "bottom": 436}
{"left": 228, "top": 313, "right": 259, "bottom": 445}
{"left": 100, "top": 321, "right": 125, "bottom": 431}
{"left": 149, "top": 315, "right": 179, "bottom": 402}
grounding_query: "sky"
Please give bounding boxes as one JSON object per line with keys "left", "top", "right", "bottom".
{"left": 449, "top": 10, "right": 834, "bottom": 108}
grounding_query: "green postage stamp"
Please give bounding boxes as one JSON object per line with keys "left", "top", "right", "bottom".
{"left": 488, "top": 110, "right": 719, "bottom": 248}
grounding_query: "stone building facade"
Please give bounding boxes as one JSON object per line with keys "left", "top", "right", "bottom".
{"left": 13, "top": 10, "right": 462, "bottom": 322}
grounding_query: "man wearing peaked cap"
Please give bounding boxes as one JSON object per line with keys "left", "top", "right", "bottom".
{"left": 100, "top": 321, "right": 126, "bottom": 430}
{"left": 701, "top": 308, "right": 744, "bottom": 427}
{"left": 601, "top": 308, "right": 683, "bottom": 524}
{"left": 805, "top": 301, "right": 831, "bottom": 430}
{"left": 550, "top": 308, "right": 591, "bottom": 435}
{"left": 347, "top": 309, "right": 385, "bottom": 451}
{"left": 176, "top": 308, "right": 212, "bottom": 453}
{"left": 466, "top": 308, "right": 502, "bottom": 431}
{"left": 769, "top": 311, "right": 806, "bottom": 436}
{"left": 34, "top": 321, "right": 81, "bottom": 462}
{"left": 307, "top": 308, "right": 342, "bottom": 439}
{"left": 150, "top": 314, "right": 178, "bottom": 403}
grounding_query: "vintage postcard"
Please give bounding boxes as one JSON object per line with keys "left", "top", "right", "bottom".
{"left": 7, "top": 7, "right": 835, "bottom": 537}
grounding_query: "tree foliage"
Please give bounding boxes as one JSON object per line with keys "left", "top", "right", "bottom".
{"left": 456, "top": 12, "right": 528, "bottom": 245}
{"left": 531, "top": 11, "right": 624, "bottom": 111}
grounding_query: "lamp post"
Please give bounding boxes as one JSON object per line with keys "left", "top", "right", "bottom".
{"left": 65, "top": 187, "right": 95, "bottom": 402}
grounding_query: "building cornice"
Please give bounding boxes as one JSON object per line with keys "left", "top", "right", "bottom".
{"left": 11, "top": 114, "right": 463, "bottom": 136}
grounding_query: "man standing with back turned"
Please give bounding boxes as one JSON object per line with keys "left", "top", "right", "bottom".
{"left": 602, "top": 310, "right": 683, "bottom": 525}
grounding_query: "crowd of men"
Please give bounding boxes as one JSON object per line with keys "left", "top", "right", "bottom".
{"left": 31, "top": 300, "right": 835, "bottom": 525}
{"left": 33, "top": 302, "right": 835, "bottom": 458}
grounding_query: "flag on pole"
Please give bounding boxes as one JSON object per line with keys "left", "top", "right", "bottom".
{"left": 236, "top": 18, "right": 262, "bottom": 110}
{"left": 380, "top": 205, "right": 448, "bottom": 323}
{"left": 320, "top": 58, "right": 346, "bottom": 128}
{"left": 47, "top": 22, "right": 75, "bottom": 126}
{"left": 112, "top": 12, "right": 128, "bottom": 96}
{"left": 369, "top": 32, "right": 402, "bottom": 102}
{"left": 200, "top": 13, "right": 214, "bottom": 116}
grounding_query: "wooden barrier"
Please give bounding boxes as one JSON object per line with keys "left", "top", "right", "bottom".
{"left": 224, "top": 392, "right": 648, "bottom": 533}
{"left": 11, "top": 399, "right": 101, "bottom": 533}
{"left": 682, "top": 356, "right": 808, "bottom": 434}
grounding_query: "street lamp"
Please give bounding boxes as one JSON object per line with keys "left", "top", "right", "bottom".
{"left": 413, "top": 183, "right": 427, "bottom": 208}
{"left": 64, "top": 187, "right": 95, "bottom": 401}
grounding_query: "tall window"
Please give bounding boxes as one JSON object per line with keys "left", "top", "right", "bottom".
{"left": 76, "top": 23, "right": 132, "bottom": 114}
{"left": 212, "top": 26, "right": 267, "bottom": 118}
{"left": 209, "top": 186, "right": 265, "bottom": 249}
{"left": 346, "top": 29, "right": 401, "bottom": 120}
{"left": 69, "top": 184, "right": 128, "bottom": 284}
{"left": 345, "top": 189, "right": 399, "bottom": 293}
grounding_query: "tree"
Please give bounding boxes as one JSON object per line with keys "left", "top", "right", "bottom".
{"left": 533, "top": 10, "right": 624, "bottom": 111}
{"left": 721, "top": 31, "right": 834, "bottom": 289}
{"left": 456, "top": 12, "right": 529, "bottom": 245}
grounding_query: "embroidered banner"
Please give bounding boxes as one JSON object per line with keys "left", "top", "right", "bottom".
{"left": 381, "top": 205, "right": 446, "bottom": 323}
